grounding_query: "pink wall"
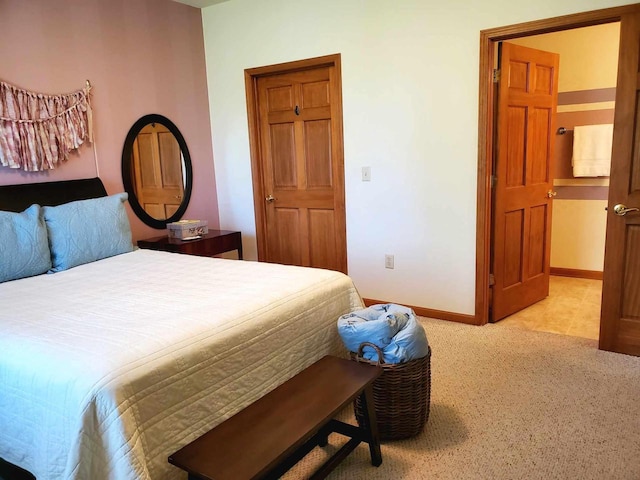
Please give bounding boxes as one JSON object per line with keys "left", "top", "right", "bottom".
{"left": 0, "top": 0, "right": 219, "bottom": 241}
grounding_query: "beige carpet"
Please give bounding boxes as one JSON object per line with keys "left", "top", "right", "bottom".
{"left": 284, "top": 318, "right": 640, "bottom": 480}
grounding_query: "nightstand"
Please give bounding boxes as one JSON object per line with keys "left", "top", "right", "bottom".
{"left": 137, "top": 230, "right": 243, "bottom": 259}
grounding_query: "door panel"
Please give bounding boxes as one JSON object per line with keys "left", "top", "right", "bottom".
{"left": 145, "top": 204, "right": 164, "bottom": 219}
{"left": 621, "top": 226, "right": 640, "bottom": 319}
{"left": 136, "top": 134, "right": 157, "bottom": 187}
{"left": 530, "top": 108, "right": 552, "bottom": 184}
{"left": 165, "top": 204, "right": 179, "bottom": 218}
{"left": 158, "top": 132, "right": 182, "bottom": 188}
{"left": 600, "top": 12, "right": 640, "bottom": 355}
{"left": 270, "top": 124, "right": 297, "bottom": 187}
{"left": 528, "top": 205, "right": 546, "bottom": 277}
{"left": 267, "top": 86, "right": 294, "bottom": 111}
{"left": 309, "top": 209, "right": 338, "bottom": 270}
{"left": 506, "top": 107, "right": 527, "bottom": 187}
{"left": 305, "top": 120, "right": 332, "bottom": 188}
{"left": 271, "top": 208, "right": 302, "bottom": 265}
{"left": 503, "top": 210, "right": 524, "bottom": 287}
{"left": 534, "top": 65, "right": 553, "bottom": 94}
{"left": 491, "top": 42, "right": 559, "bottom": 321}
{"left": 509, "top": 61, "right": 528, "bottom": 90}
{"left": 253, "top": 59, "right": 347, "bottom": 273}
{"left": 302, "top": 81, "right": 330, "bottom": 108}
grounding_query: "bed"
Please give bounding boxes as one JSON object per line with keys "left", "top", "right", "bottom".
{"left": 0, "top": 178, "right": 363, "bottom": 480}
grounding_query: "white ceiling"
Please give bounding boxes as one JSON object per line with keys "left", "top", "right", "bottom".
{"left": 173, "top": 0, "right": 230, "bottom": 8}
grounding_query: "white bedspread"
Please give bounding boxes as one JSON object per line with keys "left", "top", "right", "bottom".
{"left": 0, "top": 250, "right": 362, "bottom": 479}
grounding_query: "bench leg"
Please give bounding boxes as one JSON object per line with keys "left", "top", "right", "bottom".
{"left": 318, "top": 424, "right": 331, "bottom": 447}
{"left": 360, "top": 385, "right": 382, "bottom": 466}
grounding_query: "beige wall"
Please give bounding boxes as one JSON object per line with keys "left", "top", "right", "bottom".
{"left": 202, "top": 0, "right": 629, "bottom": 315}
{"left": 510, "top": 23, "right": 620, "bottom": 92}
{"left": 551, "top": 200, "right": 608, "bottom": 271}
{"left": 0, "top": 0, "right": 219, "bottom": 241}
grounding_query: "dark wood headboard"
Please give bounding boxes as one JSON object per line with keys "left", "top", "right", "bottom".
{"left": 0, "top": 177, "right": 108, "bottom": 212}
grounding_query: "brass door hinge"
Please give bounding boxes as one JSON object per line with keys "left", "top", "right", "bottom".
{"left": 489, "top": 273, "right": 495, "bottom": 286}
{"left": 493, "top": 69, "right": 500, "bottom": 83}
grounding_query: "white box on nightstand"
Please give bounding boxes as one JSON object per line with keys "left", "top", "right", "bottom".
{"left": 167, "top": 220, "right": 209, "bottom": 240}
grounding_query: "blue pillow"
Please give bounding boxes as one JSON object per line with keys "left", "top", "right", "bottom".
{"left": 43, "top": 193, "right": 134, "bottom": 272}
{"left": 0, "top": 204, "right": 52, "bottom": 283}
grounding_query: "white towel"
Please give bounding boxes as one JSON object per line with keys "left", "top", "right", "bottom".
{"left": 572, "top": 124, "right": 613, "bottom": 177}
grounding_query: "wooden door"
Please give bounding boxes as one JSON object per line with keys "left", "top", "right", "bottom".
{"left": 491, "top": 43, "right": 559, "bottom": 321}
{"left": 600, "top": 13, "right": 640, "bottom": 356}
{"left": 132, "top": 123, "right": 184, "bottom": 220}
{"left": 251, "top": 59, "right": 347, "bottom": 273}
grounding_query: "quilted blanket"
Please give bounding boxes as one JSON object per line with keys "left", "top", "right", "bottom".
{"left": 0, "top": 249, "right": 362, "bottom": 479}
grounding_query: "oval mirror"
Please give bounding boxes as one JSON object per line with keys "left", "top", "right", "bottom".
{"left": 121, "top": 114, "right": 193, "bottom": 229}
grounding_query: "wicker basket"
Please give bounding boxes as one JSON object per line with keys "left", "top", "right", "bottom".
{"left": 351, "top": 342, "right": 431, "bottom": 440}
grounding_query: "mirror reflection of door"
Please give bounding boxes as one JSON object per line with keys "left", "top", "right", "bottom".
{"left": 130, "top": 123, "right": 185, "bottom": 220}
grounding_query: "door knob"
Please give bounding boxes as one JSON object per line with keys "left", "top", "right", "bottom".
{"left": 613, "top": 204, "right": 640, "bottom": 216}
{"left": 546, "top": 190, "right": 557, "bottom": 198}
{"left": 265, "top": 194, "right": 275, "bottom": 203}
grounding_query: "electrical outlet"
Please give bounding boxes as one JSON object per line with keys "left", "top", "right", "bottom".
{"left": 362, "top": 166, "right": 371, "bottom": 182}
{"left": 385, "top": 254, "right": 394, "bottom": 269}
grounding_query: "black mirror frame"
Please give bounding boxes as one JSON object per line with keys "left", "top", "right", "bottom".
{"left": 121, "top": 114, "right": 193, "bottom": 229}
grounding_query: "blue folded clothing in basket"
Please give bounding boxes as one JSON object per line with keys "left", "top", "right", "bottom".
{"left": 337, "top": 304, "right": 429, "bottom": 364}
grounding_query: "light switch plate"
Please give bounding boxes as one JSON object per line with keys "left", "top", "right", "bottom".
{"left": 362, "top": 166, "right": 371, "bottom": 182}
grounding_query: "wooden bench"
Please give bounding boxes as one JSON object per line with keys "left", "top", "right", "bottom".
{"left": 169, "top": 355, "right": 383, "bottom": 480}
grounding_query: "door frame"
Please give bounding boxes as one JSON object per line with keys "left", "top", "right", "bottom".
{"left": 476, "top": 4, "right": 640, "bottom": 326}
{"left": 244, "top": 53, "right": 346, "bottom": 264}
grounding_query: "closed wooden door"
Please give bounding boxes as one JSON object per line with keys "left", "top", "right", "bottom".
{"left": 249, "top": 56, "right": 347, "bottom": 273}
{"left": 600, "top": 13, "right": 640, "bottom": 356}
{"left": 491, "top": 43, "right": 559, "bottom": 321}
{"left": 132, "top": 123, "right": 184, "bottom": 220}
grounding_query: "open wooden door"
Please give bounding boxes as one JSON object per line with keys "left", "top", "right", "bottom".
{"left": 600, "top": 12, "right": 640, "bottom": 356}
{"left": 491, "top": 43, "right": 559, "bottom": 322}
